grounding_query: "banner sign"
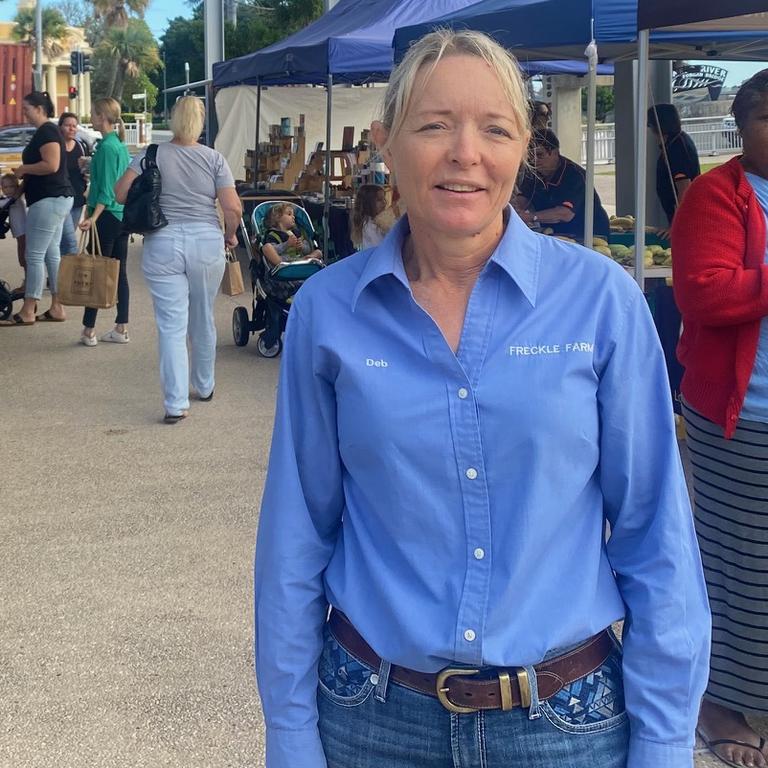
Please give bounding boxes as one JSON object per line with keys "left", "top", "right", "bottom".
{"left": 673, "top": 64, "right": 728, "bottom": 101}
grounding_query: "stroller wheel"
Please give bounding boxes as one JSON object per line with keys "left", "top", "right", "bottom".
{"left": 257, "top": 332, "right": 283, "bottom": 358}
{"left": 233, "top": 306, "right": 250, "bottom": 347}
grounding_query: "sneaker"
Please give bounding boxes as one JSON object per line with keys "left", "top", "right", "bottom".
{"left": 80, "top": 333, "right": 97, "bottom": 347}
{"left": 101, "top": 329, "right": 130, "bottom": 343}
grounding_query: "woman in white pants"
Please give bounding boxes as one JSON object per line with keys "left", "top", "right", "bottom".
{"left": 115, "top": 97, "right": 241, "bottom": 423}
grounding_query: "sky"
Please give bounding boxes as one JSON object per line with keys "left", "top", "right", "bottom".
{"left": 0, "top": 1, "right": 764, "bottom": 85}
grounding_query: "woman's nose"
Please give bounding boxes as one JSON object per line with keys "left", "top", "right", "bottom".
{"left": 450, "top": 126, "right": 481, "bottom": 166}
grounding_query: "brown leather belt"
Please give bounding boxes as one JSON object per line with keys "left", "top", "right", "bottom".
{"left": 328, "top": 609, "right": 614, "bottom": 714}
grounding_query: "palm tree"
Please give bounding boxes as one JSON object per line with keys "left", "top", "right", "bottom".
{"left": 91, "top": 0, "right": 149, "bottom": 29}
{"left": 98, "top": 19, "right": 160, "bottom": 103}
{"left": 12, "top": 7, "right": 69, "bottom": 61}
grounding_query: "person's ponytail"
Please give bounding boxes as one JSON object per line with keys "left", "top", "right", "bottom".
{"left": 23, "top": 90, "right": 55, "bottom": 118}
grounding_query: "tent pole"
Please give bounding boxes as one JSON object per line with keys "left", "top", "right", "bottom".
{"left": 583, "top": 36, "right": 598, "bottom": 248}
{"left": 254, "top": 80, "right": 261, "bottom": 187}
{"left": 634, "top": 29, "right": 650, "bottom": 288}
{"left": 323, "top": 74, "right": 333, "bottom": 261}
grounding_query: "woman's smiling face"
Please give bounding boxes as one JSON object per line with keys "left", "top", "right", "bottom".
{"left": 374, "top": 54, "right": 527, "bottom": 244}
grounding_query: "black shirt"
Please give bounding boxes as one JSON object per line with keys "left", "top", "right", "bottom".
{"left": 519, "top": 155, "right": 610, "bottom": 239}
{"left": 655, "top": 130, "right": 700, "bottom": 224}
{"left": 22, "top": 122, "right": 73, "bottom": 207}
{"left": 64, "top": 139, "right": 88, "bottom": 209}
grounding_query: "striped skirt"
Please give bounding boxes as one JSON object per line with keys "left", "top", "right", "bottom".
{"left": 683, "top": 402, "right": 768, "bottom": 713}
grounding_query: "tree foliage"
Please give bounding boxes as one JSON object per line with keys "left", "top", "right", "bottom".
{"left": 154, "top": 0, "right": 323, "bottom": 97}
{"left": 582, "top": 85, "right": 615, "bottom": 122}
{"left": 12, "top": 7, "right": 69, "bottom": 59}
{"left": 96, "top": 18, "right": 161, "bottom": 104}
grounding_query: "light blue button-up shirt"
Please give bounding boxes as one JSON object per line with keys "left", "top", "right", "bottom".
{"left": 255, "top": 207, "right": 711, "bottom": 768}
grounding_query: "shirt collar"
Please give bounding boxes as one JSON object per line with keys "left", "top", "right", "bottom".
{"left": 351, "top": 205, "right": 541, "bottom": 311}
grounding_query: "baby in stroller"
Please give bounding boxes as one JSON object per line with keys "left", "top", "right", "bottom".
{"left": 262, "top": 202, "right": 323, "bottom": 266}
{"left": 233, "top": 200, "right": 323, "bottom": 357}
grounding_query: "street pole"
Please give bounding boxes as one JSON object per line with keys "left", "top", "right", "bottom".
{"left": 34, "top": 0, "right": 43, "bottom": 91}
{"left": 162, "top": 48, "right": 168, "bottom": 124}
{"left": 184, "top": 61, "right": 190, "bottom": 90}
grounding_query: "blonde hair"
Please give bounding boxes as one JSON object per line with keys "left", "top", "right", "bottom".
{"left": 92, "top": 97, "right": 125, "bottom": 142}
{"left": 170, "top": 96, "right": 205, "bottom": 143}
{"left": 379, "top": 29, "right": 530, "bottom": 149}
{"left": 266, "top": 202, "right": 295, "bottom": 230}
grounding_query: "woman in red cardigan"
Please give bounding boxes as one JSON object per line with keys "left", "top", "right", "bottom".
{"left": 673, "top": 69, "right": 768, "bottom": 768}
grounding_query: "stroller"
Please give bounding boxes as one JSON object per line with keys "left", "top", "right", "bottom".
{"left": 0, "top": 199, "right": 23, "bottom": 320}
{"left": 232, "top": 200, "right": 323, "bottom": 357}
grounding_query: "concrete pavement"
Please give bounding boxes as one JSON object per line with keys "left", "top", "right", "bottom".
{"left": 0, "top": 232, "right": 766, "bottom": 767}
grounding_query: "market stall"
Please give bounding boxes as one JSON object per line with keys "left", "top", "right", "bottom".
{"left": 393, "top": 0, "right": 768, "bottom": 284}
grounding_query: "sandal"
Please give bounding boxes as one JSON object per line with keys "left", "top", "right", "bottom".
{"left": 36, "top": 310, "right": 66, "bottom": 322}
{"left": 0, "top": 313, "right": 35, "bottom": 326}
{"left": 698, "top": 730, "right": 768, "bottom": 768}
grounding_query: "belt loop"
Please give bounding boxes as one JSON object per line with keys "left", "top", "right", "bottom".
{"left": 374, "top": 659, "right": 392, "bottom": 703}
{"left": 523, "top": 665, "right": 542, "bottom": 720}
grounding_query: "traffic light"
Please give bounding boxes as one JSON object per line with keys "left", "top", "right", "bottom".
{"left": 70, "top": 51, "right": 81, "bottom": 75}
{"left": 81, "top": 53, "right": 91, "bottom": 73}
{"left": 68, "top": 86, "right": 78, "bottom": 100}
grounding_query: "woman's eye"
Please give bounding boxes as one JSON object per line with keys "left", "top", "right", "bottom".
{"left": 488, "top": 126, "right": 512, "bottom": 137}
{"left": 419, "top": 123, "right": 445, "bottom": 132}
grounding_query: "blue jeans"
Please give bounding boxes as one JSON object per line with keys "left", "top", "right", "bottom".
{"left": 141, "top": 222, "right": 226, "bottom": 416}
{"left": 60, "top": 205, "right": 83, "bottom": 256}
{"left": 317, "top": 625, "right": 629, "bottom": 768}
{"left": 25, "top": 195, "right": 73, "bottom": 300}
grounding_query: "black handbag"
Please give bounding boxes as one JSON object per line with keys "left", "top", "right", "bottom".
{"left": 122, "top": 143, "right": 168, "bottom": 234}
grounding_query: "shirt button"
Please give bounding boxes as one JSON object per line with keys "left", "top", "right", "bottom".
{"left": 464, "top": 629, "right": 476, "bottom": 642}
{"left": 474, "top": 548, "right": 485, "bottom": 560}
{"left": 465, "top": 468, "right": 478, "bottom": 480}
{"left": 458, "top": 387, "right": 469, "bottom": 399}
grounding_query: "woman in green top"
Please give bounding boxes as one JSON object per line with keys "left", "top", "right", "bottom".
{"left": 78, "top": 97, "right": 131, "bottom": 346}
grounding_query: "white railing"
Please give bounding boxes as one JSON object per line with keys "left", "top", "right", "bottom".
{"left": 581, "top": 116, "right": 741, "bottom": 165}
{"left": 123, "top": 122, "right": 153, "bottom": 147}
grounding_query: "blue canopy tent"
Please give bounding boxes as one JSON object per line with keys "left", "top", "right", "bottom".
{"left": 393, "top": 0, "right": 768, "bottom": 281}
{"left": 212, "top": 0, "right": 614, "bottom": 256}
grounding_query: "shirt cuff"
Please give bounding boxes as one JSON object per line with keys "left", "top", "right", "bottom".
{"left": 265, "top": 726, "right": 327, "bottom": 768}
{"left": 627, "top": 736, "right": 694, "bottom": 768}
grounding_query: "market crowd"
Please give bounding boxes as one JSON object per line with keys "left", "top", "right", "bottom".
{"left": 4, "top": 43, "right": 768, "bottom": 768}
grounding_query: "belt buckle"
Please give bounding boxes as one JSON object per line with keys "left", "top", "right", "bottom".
{"left": 436, "top": 667, "right": 480, "bottom": 714}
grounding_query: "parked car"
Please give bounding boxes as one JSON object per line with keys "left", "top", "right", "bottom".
{"left": 0, "top": 124, "right": 35, "bottom": 175}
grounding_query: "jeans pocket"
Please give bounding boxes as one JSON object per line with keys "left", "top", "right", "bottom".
{"left": 317, "top": 624, "right": 376, "bottom": 708}
{"left": 540, "top": 641, "right": 628, "bottom": 735}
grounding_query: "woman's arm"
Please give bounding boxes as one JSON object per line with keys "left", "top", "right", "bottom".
{"left": 598, "top": 287, "right": 710, "bottom": 768}
{"left": 256, "top": 298, "right": 343, "bottom": 768}
{"left": 216, "top": 186, "right": 242, "bottom": 247}
{"left": 15, "top": 142, "right": 61, "bottom": 176}
{"left": 673, "top": 173, "right": 768, "bottom": 326}
{"left": 114, "top": 167, "right": 139, "bottom": 205}
{"left": 79, "top": 203, "right": 106, "bottom": 229}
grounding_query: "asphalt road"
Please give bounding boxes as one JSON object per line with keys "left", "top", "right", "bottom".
{"left": 1, "top": 236, "right": 270, "bottom": 767}
{"left": 1, "top": 229, "right": 766, "bottom": 768}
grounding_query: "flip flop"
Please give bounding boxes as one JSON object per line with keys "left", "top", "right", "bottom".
{"left": 36, "top": 310, "right": 66, "bottom": 322}
{"left": 698, "top": 730, "right": 768, "bottom": 768}
{"left": 0, "top": 313, "right": 35, "bottom": 326}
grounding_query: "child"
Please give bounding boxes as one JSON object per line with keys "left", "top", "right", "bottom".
{"left": 0, "top": 173, "right": 27, "bottom": 293}
{"left": 351, "top": 184, "right": 387, "bottom": 250}
{"left": 261, "top": 202, "right": 323, "bottom": 267}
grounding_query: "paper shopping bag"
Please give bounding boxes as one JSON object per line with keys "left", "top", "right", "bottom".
{"left": 58, "top": 228, "right": 119, "bottom": 308}
{"left": 221, "top": 249, "right": 245, "bottom": 296}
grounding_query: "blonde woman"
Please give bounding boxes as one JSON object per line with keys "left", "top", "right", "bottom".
{"left": 255, "top": 29, "right": 710, "bottom": 768}
{"left": 78, "top": 98, "right": 131, "bottom": 345}
{"left": 115, "top": 96, "right": 241, "bottom": 423}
